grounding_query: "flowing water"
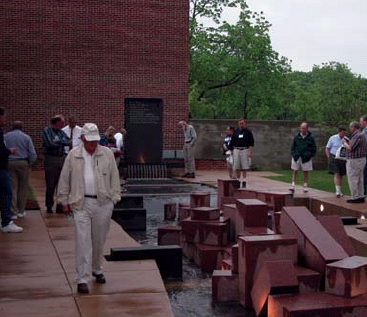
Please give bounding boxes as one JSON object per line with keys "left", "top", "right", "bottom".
{"left": 121, "top": 179, "right": 255, "bottom": 317}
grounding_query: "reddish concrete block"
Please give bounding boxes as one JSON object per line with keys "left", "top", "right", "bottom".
{"left": 190, "top": 191, "right": 211, "bottom": 208}
{"left": 181, "top": 218, "right": 203, "bottom": 243}
{"left": 235, "top": 199, "right": 269, "bottom": 233}
{"left": 326, "top": 256, "right": 367, "bottom": 298}
{"left": 268, "top": 293, "right": 367, "bottom": 317}
{"left": 220, "top": 196, "right": 237, "bottom": 207}
{"left": 221, "top": 258, "right": 232, "bottom": 270}
{"left": 158, "top": 225, "right": 182, "bottom": 246}
{"left": 202, "top": 221, "right": 228, "bottom": 246}
{"left": 294, "top": 265, "right": 321, "bottom": 293}
{"left": 231, "top": 244, "right": 239, "bottom": 274}
{"left": 243, "top": 227, "right": 275, "bottom": 236}
{"left": 181, "top": 241, "right": 197, "bottom": 260}
{"left": 194, "top": 244, "right": 228, "bottom": 271}
{"left": 217, "top": 179, "right": 240, "bottom": 208}
{"left": 221, "top": 203, "right": 237, "bottom": 242}
{"left": 273, "top": 211, "right": 282, "bottom": 234}
{"left": 233, "top": 189, "right": 258, "bottom": 199}
{"left": 238, "top": 234, "right": 298, "bottom": 309}
{"left": 280, "top": 206, "right": 348, "bottom": 274}
{"left": 191, "top": 206, "right": 220, "bottom": 221}
{"left": 317, "top": 215, "right": 356, "bottom": 256}
{"left": 251, "top": 260, "right": 299, "bottom": 316}
{"left": 178, "top": 204, "right": 191, "bottom": 221}
{"left": 212, "top": 270, "right": 239, "bottom": 302}
{"left": 164, "top": 202, "right": 177, "bottom": 221}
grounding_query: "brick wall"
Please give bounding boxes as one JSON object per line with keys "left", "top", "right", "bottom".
{"left": 1, "top": 0, "right": 189, "bottom": 168}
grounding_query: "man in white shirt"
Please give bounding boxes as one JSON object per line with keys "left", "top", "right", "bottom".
{"left": 57, "top": 123, "right": 121, "bottom": 294}
{"left": 325, "top": 125, "right": 347, "bottom": 197}
{"left": 62, "top": 116, "right": 82, "bottom": 154}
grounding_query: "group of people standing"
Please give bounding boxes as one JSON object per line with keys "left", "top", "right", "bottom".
{"left": 326, "top": 117, "right": 367, "bottom": 203}
{"left": 0, "top": 110, "right": 123, "bottom": 294}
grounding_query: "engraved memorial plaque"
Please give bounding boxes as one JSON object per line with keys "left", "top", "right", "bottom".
{"left": 124, "top": 98, "right": 163, "bottom": 164}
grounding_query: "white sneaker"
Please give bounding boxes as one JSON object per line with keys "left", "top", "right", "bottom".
{"left": 289, "top": 185, "right": 295, "bottom": 192}
{"left": 17, "top": 212, "right": 26, "bottom": 218}
{"left": 11, "top": 215, "right": 18, "bottom": 220}
{"left": 1, "top": 221, "right": 23, "bottom": 233}
{"left": 335, "top": 192, "right": 343, "bottom": 198}
{"left": 303, "top": 186, "right": 308, "bottom": 193}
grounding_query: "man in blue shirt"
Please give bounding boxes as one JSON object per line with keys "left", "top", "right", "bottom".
{"left": 325, "top": 125, "right": 347, "bottom": 197}
{"left": 5, "top": 121, "right": 37, "bottom": 219}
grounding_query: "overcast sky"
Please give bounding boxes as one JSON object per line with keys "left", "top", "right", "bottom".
{"left": 218, "top": 0, "right": 367, "bottom": 78}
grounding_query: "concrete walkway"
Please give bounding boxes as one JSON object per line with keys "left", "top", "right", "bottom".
{"left": 0, "top": 171, "right": 174, "bottom": 317}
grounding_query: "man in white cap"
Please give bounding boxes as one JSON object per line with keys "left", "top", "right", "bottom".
{"left": 57, "top": 123, "right": 121, "bottom": 294}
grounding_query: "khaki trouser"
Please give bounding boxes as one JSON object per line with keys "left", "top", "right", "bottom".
{"left": 346, "top": 157, "right": 366, "bottom": 199}
{"left": 8, "top": 160, "right": 30, "bottom": 215}
{"left": 183, "top": 142, "right": 196, "bottom": 174}
{"left": 73, "top": 198, "right": 114, "bottom": 284}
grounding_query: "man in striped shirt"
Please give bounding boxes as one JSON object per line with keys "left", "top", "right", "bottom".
{"left": 343, "top": 121, "right": 367, "bottom": 203}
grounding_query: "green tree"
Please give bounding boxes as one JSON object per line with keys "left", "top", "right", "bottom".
{"left": 189, "top": 3, "right": 291, "bottom": 119}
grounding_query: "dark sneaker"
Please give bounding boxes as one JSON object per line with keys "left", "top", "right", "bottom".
{"left": 242, "top": 181, "right": 246, "bottom": 188}
{"left": 182, "top": 173, "right": 190, "bottom": 177}
{"left": 46, "top": 207, "right": 53, "bottom": 213}
{"left": 77, "top": 283, "right": 89, "bottom": 294}
{"left": 189, "top": 173, "right": 195, "bottom": 178}
{"left": 92, "top": 272, "right": 106, "bottom": 284}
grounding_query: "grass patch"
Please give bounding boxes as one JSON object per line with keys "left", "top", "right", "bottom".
{"left": 266, "top": 170, "right": 350, "bottom": 196}
{"left": 27, "top": 186, "right": 36, "bottom": 200}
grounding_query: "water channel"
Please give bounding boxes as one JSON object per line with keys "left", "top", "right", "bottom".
{"left": 121, "top": 179, "right": 255, "bottom": 317}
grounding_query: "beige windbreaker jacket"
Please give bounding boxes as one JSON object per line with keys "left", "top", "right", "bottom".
{"left": 57, "top": 144, "right": 121, "bottom": 211}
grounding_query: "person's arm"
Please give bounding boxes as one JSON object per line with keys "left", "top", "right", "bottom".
{"left": 190, "top": 126, "right": 197, "bottom": 144}
{"left": 325, "top": 147, "right": 331, "bottom": 158}
{"left": 27, "top": 137, "right": 38, "bottom": 165}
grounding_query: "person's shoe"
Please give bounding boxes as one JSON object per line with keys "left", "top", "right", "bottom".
{"left": 182, "top": 173, "right": 190, "bottom": 177}
{"left": 11, "top": 215, "right": 18, "bottom": 220}
{"left": 242, "top": 181, "right": 246, "bottom": 188}
{"left": 188, "top": 173, "right": 195, "bottom": 178}
{"left": 77, "top": 283, "right": 89, "bottom": 294}
{"left": 303, "top": 186, "right": 308, "bottom": 193}
{"left": 17, "top": 212, "right": 26, "bottom": 218}
{"left": 92, "top": 272, "right": 106, "bottom": 284}
{"left": 46, "top": 207, "right": 53, "bottom": 213}
{"left": 335, "top": 192, "right": 343, "bottom": 198}
{"left": 1, "top": 221, "right": 23, "bottom": 233}
{"left": 289, "top": 185, "right": 295, "bottom": 192}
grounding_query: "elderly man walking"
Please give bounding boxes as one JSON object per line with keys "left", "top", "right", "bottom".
{"left": 57, "top": 123, "right": 121, "bottom": 294}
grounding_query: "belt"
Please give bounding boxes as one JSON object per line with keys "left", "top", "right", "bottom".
{"left": 45, "top": 153, "right": 65, "bottom": 157}
{"left": 84, "top": 195, "right": 98, "bottom": 199}
{"left": 185, "top": 141, "right": 192, "bottom": 143}
{"left": 234, "top": 147, "right": 248, "bottom": 150}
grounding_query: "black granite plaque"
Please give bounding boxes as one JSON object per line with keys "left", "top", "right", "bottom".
{"left": 124, "top": 98, "right": 163, "bottom": 164}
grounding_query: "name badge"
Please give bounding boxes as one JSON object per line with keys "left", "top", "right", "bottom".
{"left": 239, "top": 134, "right": 244, "bottom": 138}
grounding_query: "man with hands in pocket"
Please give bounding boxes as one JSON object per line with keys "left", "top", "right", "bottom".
{"left": 57, "top": 123, "right": 121, "bottom": 294}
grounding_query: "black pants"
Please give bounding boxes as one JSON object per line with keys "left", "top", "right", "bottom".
{"left": 44, "top": 155, "right": 65, "bottom": 209}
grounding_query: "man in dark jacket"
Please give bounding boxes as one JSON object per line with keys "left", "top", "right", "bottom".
{"left": 290, "top": 122, "right": 317, "bottom": 193}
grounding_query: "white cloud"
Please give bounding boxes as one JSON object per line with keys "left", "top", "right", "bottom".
{"left": 218, "top": 0, "right": 367, "bottom": 77}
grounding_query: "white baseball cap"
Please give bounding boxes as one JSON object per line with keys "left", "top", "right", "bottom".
{"left": 81, "top": 123, "right": 100, "bottom": 141}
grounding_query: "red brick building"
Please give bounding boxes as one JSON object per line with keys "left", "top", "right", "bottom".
{"left": 1, "top": 0, "right": 189, "bottom": 166}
